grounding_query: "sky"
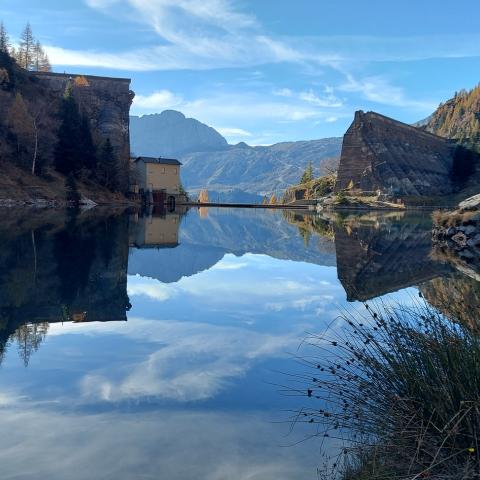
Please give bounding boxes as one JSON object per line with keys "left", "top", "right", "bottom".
{"left": 1, "top": 0, "right": 480, "bottom": 145}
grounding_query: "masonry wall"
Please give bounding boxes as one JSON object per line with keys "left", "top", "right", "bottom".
{"left": 335, "top": 111, "right": 456, "bottom": 196}
{"left": 32, "top": 72, "right": 134, "bottom": 189}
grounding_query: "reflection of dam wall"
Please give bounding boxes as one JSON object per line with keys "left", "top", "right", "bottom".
{"left": 334, "top": 216, "right": 452, "bottom": 301}
{"left": 0, "top": 213, "right": 130, "bottom": 332}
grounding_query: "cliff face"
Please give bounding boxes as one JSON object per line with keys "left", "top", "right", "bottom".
{"left": 335, "top": 111, "right": 456, "bottom": 196}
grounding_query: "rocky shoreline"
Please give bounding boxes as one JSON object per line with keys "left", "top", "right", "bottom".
{"left": 432, "top": 194, "right": 480, "bottom": 280}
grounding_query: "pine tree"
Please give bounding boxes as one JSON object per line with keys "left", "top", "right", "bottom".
{"left": 19, "top": 22, "right": 35, "bottom": 70}
{"left": 54, "top": 85, "right": 83, "bottom": 175}
{"left": 79, "top": 116, "right": 97, "bottom": 172}
{"left": 300, "top": 160, "right": 314, "bottom": 184}
{"left": 65, "top": 172, "right": 81, "bottom": 204}
{"left": 98, "top": 138, "right": 119, "bottom": 191}
{"left": 0, "top": 22, "right": 10, "bottom": 53}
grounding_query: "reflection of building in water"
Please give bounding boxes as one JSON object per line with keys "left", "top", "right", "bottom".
{"left": 333, "top": 214, "right": 452, "bottom": 301}
{"left": 129, "top": 210, "right": 183, "bottom": 249}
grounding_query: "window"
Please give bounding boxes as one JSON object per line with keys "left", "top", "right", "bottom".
{"left": 173, "top": 168, "right": 177, "bottom": 174}
{"left": 161, "top": 167, "right": 166, "bottom": 174}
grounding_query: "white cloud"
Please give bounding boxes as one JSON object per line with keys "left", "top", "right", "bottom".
{"left": 133, "top": 90, "right": 183, "bottom": 109}
{"left": 215, "top": 127, "right": 252, "bottom": 138}
{"left": 127, "top": 281, "right": 173, "bottom": 301}
{"left": 339, "top": 74, "right": 437, "bottom": 110}
{"left": 76, "top": 317, "right": 299, "bottom": 402}
{"left": 0, "top": 408, "right": 319, "bottom": 480}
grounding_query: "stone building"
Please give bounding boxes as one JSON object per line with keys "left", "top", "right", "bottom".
{"left": 132, "top": 157, "right": 182, "bottom": 199}
{"left": 335, "top": 111, "right": 457, "bottom": 197}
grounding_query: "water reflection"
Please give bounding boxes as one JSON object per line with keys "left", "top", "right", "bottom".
{"left": 0, "top": 207, "right": 478, "bottom": 478}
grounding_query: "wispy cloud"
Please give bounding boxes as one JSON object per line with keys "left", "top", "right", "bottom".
{"left": 339, "top": 74, "right": 437, "bottom": 110}
{"left": 215, "top": 128, "right": 252, "bottom": 138}
{"left": 134, "top": 90, "right": 183, "bottom": 109}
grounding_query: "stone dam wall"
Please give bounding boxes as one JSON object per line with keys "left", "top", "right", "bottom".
{"left": 335, "top": 111, "right": 456, "bottom": 196}
{"left": 32, "top": 72, "right": 134, "bottom": 172}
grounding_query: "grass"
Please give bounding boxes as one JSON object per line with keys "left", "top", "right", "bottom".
{"left": 284, "top": 300, "right": 480, "bottom": 479}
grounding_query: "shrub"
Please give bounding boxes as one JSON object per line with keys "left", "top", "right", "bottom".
{"left": 287, "top": 300, "right": 480, "bottom": 479}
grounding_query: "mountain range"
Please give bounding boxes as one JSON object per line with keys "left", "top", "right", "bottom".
{"left": 129, "top": 110, "right": 342, "bottom": 198}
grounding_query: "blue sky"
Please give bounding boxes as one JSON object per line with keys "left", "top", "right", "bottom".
{"left": 1, "top": 0, "right": 480, "bottom": 144}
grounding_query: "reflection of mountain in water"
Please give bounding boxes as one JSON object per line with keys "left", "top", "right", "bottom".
{"left": 333, "top": 214, "right": 453, "bottom": 301}
{"left": 128, "top": 208, "right": 336, "bottom": 283}
{"left": 0, "top": 210, "right": 131, "bottom": 365}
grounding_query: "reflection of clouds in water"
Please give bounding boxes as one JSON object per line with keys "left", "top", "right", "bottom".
{"left": 78, "top": 318, "right": 300, "bottom": 402}
{"left": 127, "top": 278, "right": 173, "bottom": 301}
{"left": 43, "top": 254, "right": 346, "bottom": 403}
{"left": 0, "top": 407, "right": 318, "bottom": 480}
{"left": 127, "top": 253, "right": 343, "bottom": 311}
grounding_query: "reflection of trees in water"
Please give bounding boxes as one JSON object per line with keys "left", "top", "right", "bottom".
{"left": 285, "top": 300, "right": 480, "bottom": 479}
{"left": 282, "top": 211, "right": 334, "bottom": 247}
{"left": 0, "top": 210, "right": 130, "bottom": 366}
{"left": 54, "top": 216, "right": 98, "bottom": 305}
{"left": 11, "top": 322, "right": 49, "bottom": 367}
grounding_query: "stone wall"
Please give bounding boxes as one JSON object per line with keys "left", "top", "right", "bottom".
{"left": 32, "top": 71, "right": 134, "bottom": 187}
{"left": 335, "top": 111, "right": 456, "bottom": 196}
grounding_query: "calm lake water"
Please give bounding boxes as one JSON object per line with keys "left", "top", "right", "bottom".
{"left": 0, "top": 207, "right": 477, "bottom": 479}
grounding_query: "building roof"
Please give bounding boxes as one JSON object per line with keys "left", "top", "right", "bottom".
{"left": 134, "top": 156, "right": 182, "bottom": 166}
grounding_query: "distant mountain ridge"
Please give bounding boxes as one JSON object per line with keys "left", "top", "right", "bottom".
{"left": 129, "top": 110, "right": 342, "bottom": 196}
{"left": 180, "top": 138, "right": 341, "bottom": 195}
{"left": 130, "top": 110, "right": 228, "bottom": 157}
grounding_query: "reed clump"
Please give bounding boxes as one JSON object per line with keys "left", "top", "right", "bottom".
{"left": 287, "top": 300, "right": 480, "bottom": 479}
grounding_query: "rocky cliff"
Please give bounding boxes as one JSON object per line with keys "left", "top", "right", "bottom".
{"left": 130, "top": 110, "right": 228, "bottom": 157}
{"left": 335, "top": 111, "right": 457, "bottom": 197}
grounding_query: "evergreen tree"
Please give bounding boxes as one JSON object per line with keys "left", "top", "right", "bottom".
{"left": 54, "top": 85, "right": 83, "bottom": 175}
{"left": 32, "top": 40, "right": 51, "bottom": 72}
{"left": 79, "top": 116, "right": 97, "bottom": 172}
{"left": 0, "top": 22, "right": 10, "bottom": 53}
{"left": 19, "top": 22, "right": 35, "bottom": 70}
{"left": 98, "top": 138, "right": 119, "bottom": 191}
{"left": 65, "top": 173, "right": 81, "bottom": 204}
{"left": 300, "top": 160, "right": 314, "bottom": 184}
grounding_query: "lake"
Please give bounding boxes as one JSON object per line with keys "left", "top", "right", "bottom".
{"left": 0, "top": 207, "right": 477, "bottom": 479}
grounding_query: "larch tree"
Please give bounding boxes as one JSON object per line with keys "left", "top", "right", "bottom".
{"left": 0, "top": 22, "right": 10, "bottom": 53}
{"left": 33, "top": 40, "right": 51, "bottom": 72}
{"left": 8, "top": 92, "right": 35, "bottom": 169}
{"left": 198, "top": 189, "right": 209, "bottom": 203}
{"left": 19, "top": 22, "right": 35, "bottom": 70}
